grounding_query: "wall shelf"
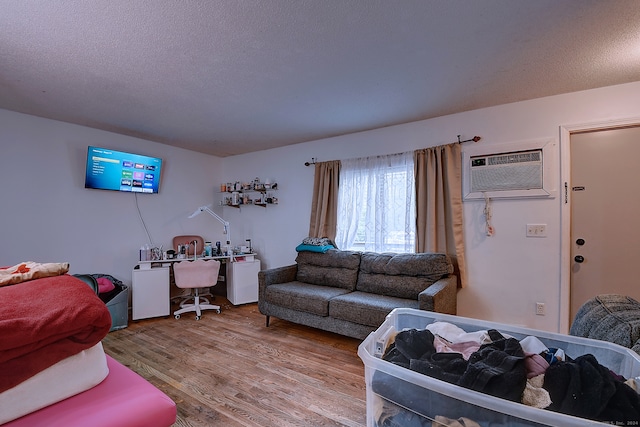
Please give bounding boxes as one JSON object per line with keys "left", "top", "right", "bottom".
{"left": 220, "top": 180, "right": 278, "bottom": 207}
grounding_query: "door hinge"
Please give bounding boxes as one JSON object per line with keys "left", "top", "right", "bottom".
{"left": 564, "top": 182, "right": 568, "bottom": 204}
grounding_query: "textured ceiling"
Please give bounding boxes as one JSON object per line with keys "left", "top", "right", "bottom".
{"left": 1, "top": 1, "right": 639, "bottom": 157}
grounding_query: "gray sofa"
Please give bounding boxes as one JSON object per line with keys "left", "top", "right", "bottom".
{"left": 258, "top": 249, "right": 457, "bottom": 339}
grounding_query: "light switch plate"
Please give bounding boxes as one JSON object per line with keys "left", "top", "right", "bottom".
{"left": 526, "top": 224, "right": 547, "bottom": 237}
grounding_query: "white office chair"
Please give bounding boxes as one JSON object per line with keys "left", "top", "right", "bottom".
{"left": 173, "top": 259, "right": 221, "bottom": 320}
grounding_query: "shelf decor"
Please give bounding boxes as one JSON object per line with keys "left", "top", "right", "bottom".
{"left": 220, "top": 178, "right": 278, "bottom": 208}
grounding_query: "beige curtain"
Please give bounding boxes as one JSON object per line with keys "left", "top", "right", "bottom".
{"left": 414, "top": 143, "right": 467, "bottom": 287}
{"left": 308, "top": 160, "right": 341, "bottom": 241}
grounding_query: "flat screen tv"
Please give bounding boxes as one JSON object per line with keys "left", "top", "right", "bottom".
{"left": 84, "top": 146, "right": 163, "bottom": 194}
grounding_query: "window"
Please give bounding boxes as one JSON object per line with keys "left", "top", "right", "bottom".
{"left": 335, "top": 152, "right": 415, "bottom": 253}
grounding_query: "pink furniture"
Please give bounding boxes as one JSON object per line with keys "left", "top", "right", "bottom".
{"left": 173, "top": 259, "right": 221, "bottom": 320}
{"left": 5, "top": 356, "right": 177, "bottom": 427}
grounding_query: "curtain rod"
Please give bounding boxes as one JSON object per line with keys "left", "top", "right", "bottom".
{"left": 457, "top": 135, "right": 482, "bottom": 144}
{"left": 305, "top": 135, "right": 480, "bottom": 166}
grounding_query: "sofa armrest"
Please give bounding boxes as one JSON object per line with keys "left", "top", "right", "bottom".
{"left": 258, "top": 264, "right": 298, "bottom": 297}
{"left": 418, "top": 275, "right": 457, "bottom": 315}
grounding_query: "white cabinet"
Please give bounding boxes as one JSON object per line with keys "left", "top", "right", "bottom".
{"left": 132, "top": 266, "right": 170, "bottom": 320}
{"left": 227, "top": 259, "right": 260, "bottom": 305}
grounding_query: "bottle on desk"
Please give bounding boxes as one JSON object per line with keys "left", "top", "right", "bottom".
{"left": 139, "top": 244, "right": 151, "bottom": 261}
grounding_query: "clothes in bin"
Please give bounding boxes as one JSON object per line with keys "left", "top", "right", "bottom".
{"left": 358, "top": 308, "right": 640, "bottom": 427}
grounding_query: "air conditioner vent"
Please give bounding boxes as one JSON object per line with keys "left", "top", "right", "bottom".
{"left": 463, "top": 139, "right": 556, "bottom": 200}
{"left": 487, "top": 151, "right": 541, "bottom": 166}
{"left": 470, "top": 149, "right": 543, "bottom": 193}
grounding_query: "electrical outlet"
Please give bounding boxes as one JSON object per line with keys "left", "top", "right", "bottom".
{"left": 536, "top": 302, "right": 545, "bottom": 316}
{"left": 527, "top": 224, "right": 547, "bottom": 237}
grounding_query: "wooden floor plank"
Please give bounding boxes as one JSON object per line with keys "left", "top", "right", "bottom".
{"left": 102, "top": 299, "right": 367, "bottom": 427}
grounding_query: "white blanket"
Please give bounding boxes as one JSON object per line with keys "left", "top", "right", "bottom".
{"left": 0, "top": 342, "right": 109, "bottom": 424}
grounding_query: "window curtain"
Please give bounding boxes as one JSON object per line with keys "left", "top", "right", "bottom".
{"left": 414, "top": 143, "right": 467, "bottom": 287}
{"left": 335, "top": 152, "right": 415, "bottom": 252}
{"left": 308, "top": 160, "right": 341, "bottom": 241}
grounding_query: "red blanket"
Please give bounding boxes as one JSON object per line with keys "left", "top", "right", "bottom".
{"left": 0, "top": 274, "right": 112, "bottom": 392}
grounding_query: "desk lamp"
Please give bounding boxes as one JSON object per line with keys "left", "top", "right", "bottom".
{"left": 188, "top": 204, "right": 231, "bottom": 250}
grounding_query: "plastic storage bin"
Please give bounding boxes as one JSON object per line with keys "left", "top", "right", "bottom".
{"left": 105, "top": 284, "right": 128, "bottom": 331}
{"left": 92, "top": 274, "right": 129, "bottom": 331}
{"left": 358, "top": 308, "right": 640, "bottom": 427}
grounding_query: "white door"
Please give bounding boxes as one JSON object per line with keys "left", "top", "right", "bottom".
{"left": 570, "top": 125, "right": 640, "bottom": 321}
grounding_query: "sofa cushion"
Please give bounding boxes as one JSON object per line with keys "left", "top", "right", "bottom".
{"left": 570, "top": 294, "right": 640, "bottom": 354}
{"left": 356, "top": 252, "right": 452, "bottom": 299}
{"left": 264, "top": 281, "right": 352, "bottom": 316}
{"left": 329, "top": 291, "right": 420, "bottom": 328}
{"left": 295, "top": 250, "right": 361, "bottom": 291}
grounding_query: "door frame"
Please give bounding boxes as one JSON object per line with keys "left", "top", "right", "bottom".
{"left": 559, "top": 116, "right": 640, "bottom": 333}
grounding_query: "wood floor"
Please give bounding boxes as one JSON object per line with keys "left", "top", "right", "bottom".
{"left": 101, "top": 298, "right": 367, "bottom": 427}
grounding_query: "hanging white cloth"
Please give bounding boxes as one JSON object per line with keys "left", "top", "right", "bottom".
{"left": 335, "top": 152, "right": 415, "bottom": 253}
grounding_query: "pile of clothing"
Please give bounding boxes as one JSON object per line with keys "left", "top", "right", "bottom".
{"left": 375, "top": 321, "right": 640, "bottom": 425}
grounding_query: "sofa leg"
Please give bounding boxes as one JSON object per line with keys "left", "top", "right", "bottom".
{"left": 265, "top": 315, "right": 270, "bottom": 327}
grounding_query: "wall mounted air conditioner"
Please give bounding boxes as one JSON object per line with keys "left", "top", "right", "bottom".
{"left": 463, "top": 139, "right": 557, "bottom": 200}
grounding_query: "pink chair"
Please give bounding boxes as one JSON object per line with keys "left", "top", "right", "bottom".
{"left": 172, "top": 235, "right": 204, "bottom": 259}
{"left": 172, "top": 259, "right": 221, "bottom": 320}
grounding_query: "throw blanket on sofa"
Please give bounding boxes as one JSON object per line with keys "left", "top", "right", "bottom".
{"left": 296, "top": 237, "right": 336, "bottom": 253}
{"left": 0, "top": 274, "right": 112, "bottom": 392}
{"left": 0, "top": 261, "right": 70, "bottom": 287}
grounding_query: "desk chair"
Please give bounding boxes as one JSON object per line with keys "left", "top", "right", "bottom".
{"left": 172, "top": 235, "right": 204, "bottom": 259}
{"left": 171, "top": 235, "right": 207, "bottom": 302}
{"left": 173, "top": 259, "right": 221, "bottom": 320}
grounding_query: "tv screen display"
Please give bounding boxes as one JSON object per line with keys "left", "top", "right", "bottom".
{"left": 85, "top": 146, "right": 163, "bottom": 194}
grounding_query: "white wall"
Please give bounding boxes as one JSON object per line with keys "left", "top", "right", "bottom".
{"left": 0, "top": 111, "right": 224, "bottom": 286}
{"left": 222, "top": 81, "right": 640, "bottom": 332}
{"left": 3, "top": 81, "right": 640, "bottom": 333}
